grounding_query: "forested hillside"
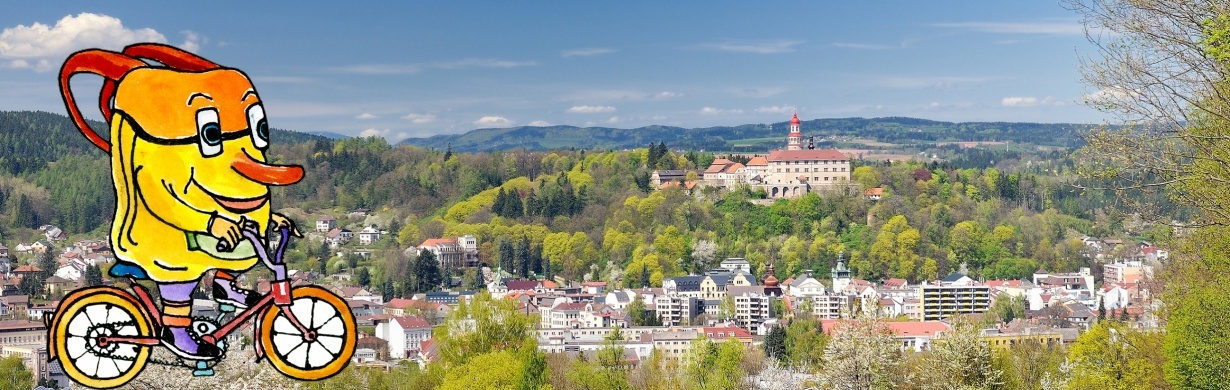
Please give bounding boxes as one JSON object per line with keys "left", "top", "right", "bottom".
{"left": 0, "top": 109, "right": 1148, "bottom": 290}
{"left": 400, "top": 117, "right": 1091, "bottom": 152}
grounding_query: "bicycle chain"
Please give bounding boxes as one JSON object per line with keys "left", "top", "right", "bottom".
{"left": 79, "top": 317, "right": 236, "bottom": 368}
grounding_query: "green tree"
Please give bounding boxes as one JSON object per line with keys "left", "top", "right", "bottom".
{"left": 1059, "top": 321, "right": 1167, "bottom": 390}
{"left": 413, "top": 249, "right": 441, "bottom": 293}
{"left": 763, "top": 324, "right": 787, "bottom": 362}
{"left": 84, "top": 263, "right": 104, "bottom": 286}
{"left": 913, "top": 316, "right": 1003, "bottom": 389}
{"left": 433, "top": 291, "right": 536, "bottom": 367}
{"left": 0, "top": 355, "right": 33, "bottom": 390}
{"left": 355, "top": 267, "right": 371, "bottom": 287}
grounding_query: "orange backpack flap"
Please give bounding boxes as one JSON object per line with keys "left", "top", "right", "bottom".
{"left": 58, "top": 49, "right": 147, "bottom": 154}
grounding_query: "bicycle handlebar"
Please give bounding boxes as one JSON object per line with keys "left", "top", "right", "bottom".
{"left": 212, "top": 217, "right": 292, "bottom": 281}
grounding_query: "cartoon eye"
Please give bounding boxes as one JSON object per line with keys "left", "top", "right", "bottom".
{"left": 196, "top": 108, "right": 222, "bottom": 157}
{"left": 247, "top": 103, "right": 269, "bottom": 149}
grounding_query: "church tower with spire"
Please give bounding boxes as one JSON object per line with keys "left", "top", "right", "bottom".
{"left": 787, "top": 112, "right": 803, "bottom": 150}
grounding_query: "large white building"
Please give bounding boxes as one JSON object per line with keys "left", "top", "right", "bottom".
{"left": 699, "top": 113, "right": 853, "bottom": 198}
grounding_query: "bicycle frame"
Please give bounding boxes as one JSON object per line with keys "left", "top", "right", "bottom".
{"left": 95, "top": 225, "right": 315, "bottom": 358}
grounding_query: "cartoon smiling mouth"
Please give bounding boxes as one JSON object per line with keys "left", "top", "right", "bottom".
{"left": 190, "top": 176, "right": 269, "bottom": 213}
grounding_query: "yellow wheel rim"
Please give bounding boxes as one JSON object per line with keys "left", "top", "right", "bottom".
{"left": 52, "top": 287, "right": 151, "bottom": 389}
{"left": 260, "top": 285, "right": 356, "bottom": 380}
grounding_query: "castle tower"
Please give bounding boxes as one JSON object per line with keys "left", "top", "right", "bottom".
{"left": 787, "top": 112, "right": 803, "bottom": 150}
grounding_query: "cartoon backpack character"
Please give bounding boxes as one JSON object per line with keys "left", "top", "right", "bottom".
{"left": 47, "top": 43, "right": 355, "bottom": 388}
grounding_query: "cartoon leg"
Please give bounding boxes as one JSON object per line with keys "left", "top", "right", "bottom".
{"left": 158, "top": 281, "right": 221, "bottom": 359}
{"left": 212, "top": 270, "right": 261, "bottom": 312}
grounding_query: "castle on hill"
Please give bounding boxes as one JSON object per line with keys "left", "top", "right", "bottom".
{"left": 699, "top": 113, "right": 852, "bottom": 198}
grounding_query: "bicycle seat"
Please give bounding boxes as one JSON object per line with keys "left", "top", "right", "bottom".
{"left": 109, "top": 261, "right": 149, "bottom": 280}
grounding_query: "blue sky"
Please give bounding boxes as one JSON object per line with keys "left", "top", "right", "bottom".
{"left": 0, "top": 2, "right": 1110, "bottom": 141}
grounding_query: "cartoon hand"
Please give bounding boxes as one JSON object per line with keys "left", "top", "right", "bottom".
{"left": 271, "top": 213, "right": 302, "bottom": 237}
{"left": 209, "top": 215, "right": 242, "bottom": 251}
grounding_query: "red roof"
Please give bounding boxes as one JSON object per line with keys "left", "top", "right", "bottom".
{"left": 392, "top": 315, "right": 431, "bottom": 329}
{"left": 820, "top": 320, "right": 950, "bottom": 337}
{"left": 385, "top": 298, "right": 416, "bottom": 310}
{"left": 704, "top": 325, "right": 753, "bottom": 340}
{"left": 864, "top": 187, "right": 883, "bottom": 196}
{"left": 768, "top": 149, "right": 848, "bottom": 162}
{"left": 419, "top": 238, "right": 458, "bottom": 247}
{"left": 13, "top": 265, "right": 42, "bottom": 273}
{"left": 581, "top": 281, "right": 608, "bottom": 287}
{"left": 790, "top": 113, "right": 800, "bottom": 126}
{"left": 746, "top": 156, "right": 768, "bottom": 166}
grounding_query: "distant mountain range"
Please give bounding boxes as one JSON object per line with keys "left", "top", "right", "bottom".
{"left": 399, "top": 117, "right": 1093, "bottom": 152}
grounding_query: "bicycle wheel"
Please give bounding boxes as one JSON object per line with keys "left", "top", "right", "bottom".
{"left": 51, "top": 287, "right": 152, "bottom": 389}
{"left": 259, "top": 285, "right": 356, "bottom": 380}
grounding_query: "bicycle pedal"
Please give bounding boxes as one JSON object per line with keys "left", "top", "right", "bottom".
{"left": 192, "top": 360, "right": 214, "bottom": 377}
{"left": 219, "top": 304, "right": 236, "bottom": 313}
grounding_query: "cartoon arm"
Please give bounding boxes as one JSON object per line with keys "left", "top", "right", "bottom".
{"left": 134, "top": 167, "right": 242, "bottom": 246}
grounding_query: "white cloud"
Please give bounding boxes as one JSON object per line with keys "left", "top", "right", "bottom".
{"left": 650, "top": 91, "right": 683, "bottom": 100}
{"left": 699, "top": 39, "right": 802, "bottom": 54}
{"left": 402, "top": 113, "right": 437, "bottom": 124}
{"left": 756, "top": 105, "right": 797, "bottom": 114}
{"left": 933, "top": 21, "right": 1084, "bottom": 36}
{"left": 179, "top": 30, "right": 204, "bottom": 52}
{"left": 607, "top": 116, "right": 621, "bottom": 124}
{"left": 1084, "top": 87, "right": 1138, "bottom": 104}
{"left": 474, "top": 116, "right": 514, "bottom": 127}
{"left": 567, "top": 105, "right": 617, "bottom": 114}
{"left": 359, "top": 128, "right": 389, "bottom": 138}
{"left": 0, "top": 13, "right": 166, "bottom": 69}
{"left": 355, "top": 113, "right": 378, "bottom": 120}
{"left": 562, "top": 48, "right": 616, "bottom": 58}
{"left": 527, "top": 120, "right": 553, "bottom": 126}
{"left": 1001, "top": 97, "right": 1038, "bottom": 107}
{"left": 1002, "top": 96, "right": 1065, "bottom": 107}
{"left": 700, "top": 107, "right": 744, "bottom": 115}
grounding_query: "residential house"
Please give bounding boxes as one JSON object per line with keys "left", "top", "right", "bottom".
{"left": 332, "top": 286, "right": 383, "bottom": 304}
{"left": 649, "top": 170, "right": 700, "bottom": 187}
{"left": 43, "top": 276, "right": 73, "bottom": 296}
{"left": 418, "top": 236, "right": 480, "bottom": 269}
{"left": 663, "top": 276, "right": 703, "bottom": 298}
{"left": 719, "top": 258, "right": 751, "bottom": 273}
{"left": 358, "top": 227, "right": 382, "bottom": 245}
{"left": 316, "top": 216, "right": 337, "bottom": 233}
{"left": 654, "top": 293, "right": 702, "bottom": 326}
{"left": 375, "top": 315, "right": 433, "bottom": 360}
{"left": 919, "top": 275, "right": 991, "bottom": 321}
{"left": 1, "top": 296, "right": 30, "bottom": 319}
{"left": 703, "top": 324, "right": 754, "bottom": 347}
{"left": 864, "top": 187, "right": 883, "bottom": 200}
{"left": 325, "top": 228, "right": 353, "bottom": 247}
{"left": 580, "top": 281, "right": 608, "bottom": 295}
{"left": 727, "top": 286, "right": 772, "bottom": 335}
{"left": 348, "top": 299, "right": 385, "bottom": 317}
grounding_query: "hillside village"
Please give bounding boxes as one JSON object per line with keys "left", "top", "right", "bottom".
{"left": 0, "top": 210, "right": 1167, "bottom": 386}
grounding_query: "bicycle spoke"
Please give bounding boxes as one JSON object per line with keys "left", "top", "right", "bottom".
{"left": 67, "top": 311, "right": 92, "bottom": 337}
{"left": 285, "top": 341, "right": 309, "bottom": 368}
{"left": 273, "top": 314, "right": 298, "bottom": 335}
{"left": 317, "top": 316, "right": 344, "bottom": 336}
{"left": 67, "top": 336, "right": 88, "bottom": 360}
{"left": 77, "top": 352, "right": 99, "bottom": 377}
{"left": 316, "top": 334, "right": 343, "bottom": 355}
{"left": 310, "top": 299, "right": 331, "bottom": 328}
{"left": 97, "top": 356, "right": 120, "bottom": 379}
{"left": 290, "top": 298, "right": 314, "bottom": 326}
{"left": 273, "top": 333, "right": 305, "bottom": 356}
{"left": 85, "top": 304, "right": 110, "bottom": 327}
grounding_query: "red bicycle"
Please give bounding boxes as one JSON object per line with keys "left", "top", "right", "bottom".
{"left": 46, "top": 222, "right": 356, "bottom": 388}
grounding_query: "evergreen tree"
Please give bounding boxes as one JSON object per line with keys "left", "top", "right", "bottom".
{"left": 356, "top": 267, "right": 371, "bottom": 287}
{"left": 505, "top": 190, "right": 523, "bottom": 218}
{"left": 515, "top": 236, "right": 531, "bottom": 278}
{"left": 381, "top": 278, "right": 393, "bottom": 301}
{"left": 764, "top": 324, "right": 788, "bottom": 362}
{"left": 11, "top": 195, "right": 36, "bottom": 228}
{"left": 84, "top": 263, "right": 104, "bottom": 286}
{"left": 1098, "top": 298, "right": 1106, "bottom": 321}
{"left": 492, "top": 188, "right": 507, "bottom": 216}
{"left": 531, "top": 242, "right": 544, "bottom": 276}
{"left": 640, "top": 265, "right": 650, "bottom": 288}
{"left": 413, "top": 248, "right": 442, "bottom": 293}
{"left": 499, "top": 239, "right": 515, "bottom": 275}
{"left": 646, "top": 142, "right": 661, "bottom": 168}
{"left": 443, "top": 143, "right": 454, "bottom": 161}
{"left": 37, "top": 245, "right": 56, "bottom": 281}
